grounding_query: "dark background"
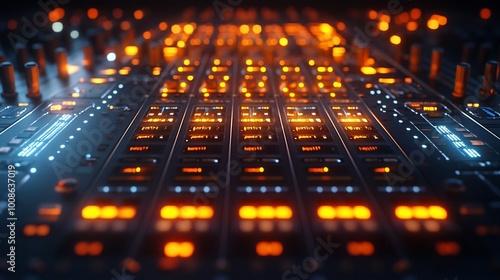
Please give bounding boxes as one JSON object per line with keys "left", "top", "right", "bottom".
{"left": 1, "top": 0, "right": 497, "bottom": 14}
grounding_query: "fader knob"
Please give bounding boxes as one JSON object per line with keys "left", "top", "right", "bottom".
{"left": 409, "top": 43, "right": 421, "bottom": 73}
{"left": 357, "top": 46, "right": 369, "bottom": 66}
{"left": 478, "top": 42, "right": 492, "bottom": 68}
{"left": 452, "top": 62, "right": 470, "bottom": 99}
{"left": 429, "top": 47, "right": 443, "bottom": 79}
{"left": 479, "top": 60, "right": 499, "bottom": 99}
{"left": 461, "top": 42, "right": 474, "bottom": 63}
{"left": 82, "top": 45, "right": 94, "bottom": 70}
{"left": 0, "top": 62, "right": 17, "bottom": 98}
{"left": 15, "top": 43, "right": 29, "bottom": 68}
{"left": 484, "top": 60, "right": 499, "bottom": 83}
{"left": 89, "top": 29, "right": 106, "bottom": 55}
{"left": 149, "top": 43, "right": 161, "bottom": 67}
{"left": 33, "top": 43, "right": 46, "bottom": 75}
{"left": 25, "top": 62, "right": 41, "bottom": 98}
{"left": 55, "top": 48, "right": 69, "bottom": 79}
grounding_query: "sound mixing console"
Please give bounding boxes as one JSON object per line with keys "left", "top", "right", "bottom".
{"left": 0, "top": 1, "right": 499, "bottom": 279}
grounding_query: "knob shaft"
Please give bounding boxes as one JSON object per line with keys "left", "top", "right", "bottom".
{"left": 357, "top": 46, "right": 369, "bottom": 67}
{"left": 452, "top": 62, "right": 471, "bottom": 99}
{"left": 409, "top": 43, "right": 421, "bottom": 73}
{"left": 461, "top": 42, "right": 474, "bottom": 63}
{"left": 83, "top": 45, "right": 94, "bottom": 70}
{"left": 429, "top": 47, "right": 443, "bottom": 79}
{"left": 16, "top": 43, "right": 29, "bottom": 69}
{"left": 33, "top": 44, "right": 46, "bottom": 75}
{"left": 484, "top": 60, "right": 499, "bottom": 84}
{"left": 479, "top": 60, "right": 499, "bottom": 99}
{"left": 55, "top": 48, "right": 69, "bottom": 79}
{"left": 25, "top": 62, "right": 41, "bottom": 98}
{"left": 0, "top": 62, "right": 17, "bottom": 98}
{"left": 149, "top": 43, "right": 161, "bottom": 67}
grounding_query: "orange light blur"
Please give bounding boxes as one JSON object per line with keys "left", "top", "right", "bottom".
{"left": 143, "top": 31, "right": 152, "bottom": 40}
{"left": 378, "top": 21, "right": 389, "bottom": 31}
{"left": 184, "top": 24, "right": 195, "bottom": 34}
{"left": 406, "top": 21, "right": 418, "bottom": 31}
{"left": 308, "top": 167, "right": 329, "bottom": 173}
{"left": 427, "top": 19, "right": 439, "bottom": 30}
{"left": 82, "top": 205, "right": 136, "bottom": 219}
{"left": 431, "top": 14, "right": 448, "bottom": 26}
{"left": 100, "top": 206, "right": 118, "bottom": 219}
{"left": 395, "top": 205, "right": 447, "bottom": 220}
{"left": 7, "top": 19, "right": 17, "bottom": 30}
{"left": 410, "top": 8, "right": 421, "bottom": 19}
{"left": 160, "top": 205, "right": 214, "bottom": 219}
{"left": 398, "top": 12, "right": 409, "bottom": 24}
{"left": 379, "top": 14, "right": 391, "bottom": 23}
{"left": 336, "top": 22, "right": 345, "bottom": 31}
{"left": 38, "top": 205, "right": 62, "bottom": 217}
{"left": 390, "top": 35, "right": 401, "bottom": 45}
{"left": 360, "top": 66, "right": 376, "bottom": 75}
{"left": 125, "top": 46, "right": 139, "bottom": 56}
{"left": 120, "top": 21, "right": 131, "bottom": 31}
{"left": 239, "top": 205, "right": 293, "bottom": 220}
{"left": 435, "top": 241, "right": 460, "bottom": 256}
{"left": 279, "top": 38, "right": 288, "bottom": 46}
{"left": 163, "top": 47, "right": 178, "bottom": 58}
{"left": 252, "top": 24, "right": 262, "bottom": 33}
{"left": 134, "top": 10, "right": 144, "bottom": 20}
{"left": 347, "top": 241, "right": 374, "bottom": 256}
{"left": 118, "top": 206, "right": 137, "bottom": 219}
{"left": 164, "top": 242, "right": 194, "bottom": 258}
{"left": 240, "top": 24, "right": 250, "bottom": 34}
{"left": 159, "top": 22, "right": 168, "bottom": 31}
{"left": 256, "top": 241, "right": 283, "bottom": 256}
{"left": 82, "top": 205, "right": 100, "bottom": 219}
{"left": 49, "top": 8, "right": 65, "bottom": 22}
{"left": 75, "top": 241, "right": 103, "bottom": 256}
{"left": 317, "top": 205, "right": 371, "bottom": 220}
{"left": 112, "top": 8, "right": 123, "bottom": 19}
{"left": 480, "top": 8, "right": 491, "bottom": 20}
{"left": 368, "top": 10, "right": 378, "bottom": 20}
{"left": 87, "top": 8, "right": 98, "bottom": 20}
{"left": 90, "top": 78, "right": 108, "bottom": 84}
{"left": 24, "top": 224, "right": 50, "bottom": 236}
{"left": 171, "top": 24, "right": 181, "bottom": 34}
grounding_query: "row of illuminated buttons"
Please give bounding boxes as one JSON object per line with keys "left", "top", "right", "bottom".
{"left": 159, "top": 59, "right": 200, "bottom": 97}
{"left": 107, "top": 162, "right": 398, "bottom": 184}
{"left": 199, "top": 58, "right": 233, "bottom": 98}
{"left": 80, "top": 205, "right": 447, "bottom": 220}
{"left": 23, "top": 232, "right": 459, "bottom": 258}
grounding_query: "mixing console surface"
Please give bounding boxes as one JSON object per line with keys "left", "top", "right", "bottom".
{"left": 0, "top": 1, "right": 499, "bottom": 279}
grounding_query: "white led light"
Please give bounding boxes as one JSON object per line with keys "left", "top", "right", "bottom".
{"left": 70, "top": 30, "right": 79, "bottom": 39}
{"left": 52, "top": 22, "right": 63, "bottom": 32}
{"left": 106, "top": 52, "right": 116, "bottom": 62}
